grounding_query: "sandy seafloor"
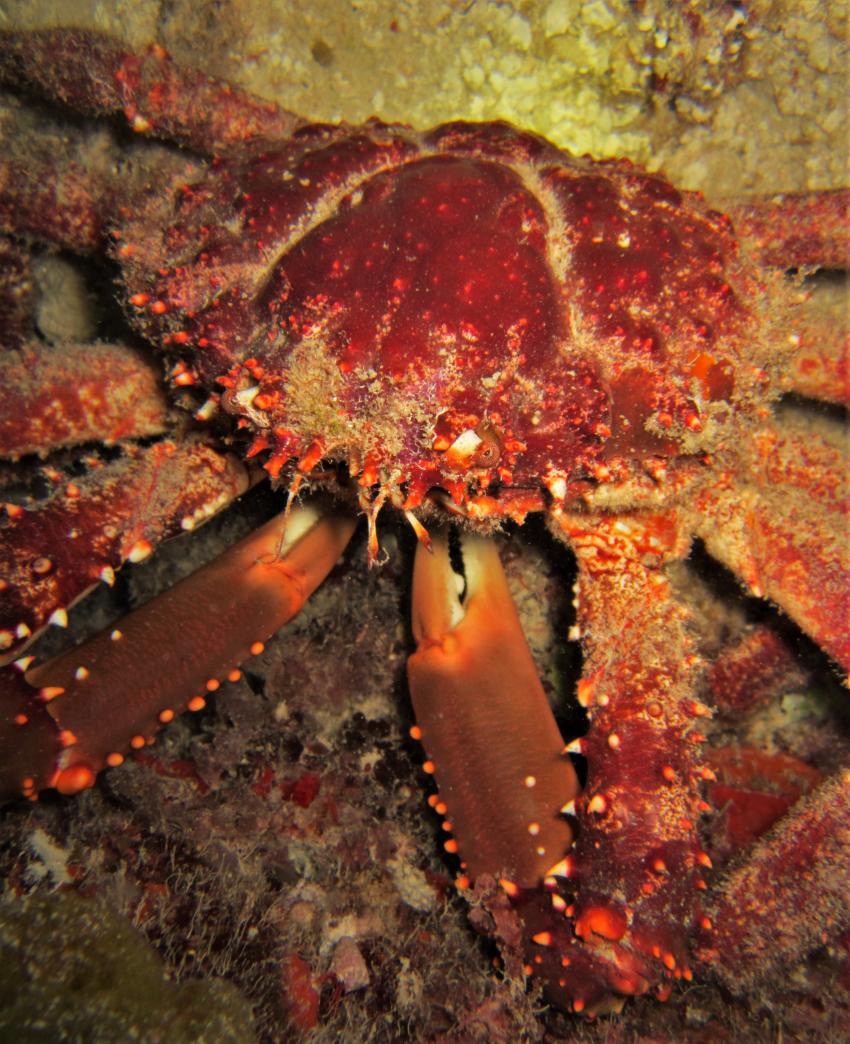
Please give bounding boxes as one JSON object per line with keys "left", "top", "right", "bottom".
{"left": 0, "top": 2, "right": 848, "bottom": 1042}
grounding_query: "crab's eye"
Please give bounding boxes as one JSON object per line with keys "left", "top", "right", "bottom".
{"left": 444, "top": 422, "right": 504, "bottom": 471}
{"left": 471, "top": 421, "right": 502, "bottom": 468}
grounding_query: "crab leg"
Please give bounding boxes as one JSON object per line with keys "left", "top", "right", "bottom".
{"left": 1, "top": 437, "right": 249, "bottom": 663}
{"left": 0, "top": 342, "right": 170, "bottom": 458}
{"left": 1, "top": 503, "right": 356, "bottom": 800}
{"left": 786, "top": 323, "right": 849, "bottom": 407}
{"left": 707, "top": 625, "right": 808, "bottom": 718}
{"left": 0, "top": 235, "right": 34, "bottom": 347}
{"left": 727, "top": 188, "right": 850, "bottom": 269}
{"left": 693, "top": 420, "right": 850, "bottom": 671}
{"left": 696, "top": 767, "right": 850, "bottom": 991}
{"left": 729, "top": 189, "right": 849, "bottom": 406}
{"left": 0, "top": 91, "right": 130, "bottom": 253}
{"left": 0, "top": 29, "right": 304, "bottom": 155}
{"left": 785, "top": 300, "right": 849, "bottom": 408}
{"left": 532, "top": 510, "right": 709, "bottom": 1012}
{"left": 407, "top": 529, "right": 579, "bottom": 888}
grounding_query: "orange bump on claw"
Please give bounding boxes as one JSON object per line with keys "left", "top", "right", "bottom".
{"left": 54, "top": 763, "right": 97, "bottom": 794}
{"left": 575, "top": 903, "right": 628, "bottom": 942}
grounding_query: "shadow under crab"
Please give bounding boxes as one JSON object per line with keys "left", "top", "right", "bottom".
{"left": 0, "top": 27, "right": 849, "bottom": 1039}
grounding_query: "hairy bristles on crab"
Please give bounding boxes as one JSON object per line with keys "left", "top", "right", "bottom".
{"left": 0, "top": 27, "right": 848, "bottom": 1025}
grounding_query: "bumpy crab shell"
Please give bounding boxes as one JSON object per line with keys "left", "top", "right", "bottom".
{"left": 0, "top": 28, "right": 848, "bottom": 1022}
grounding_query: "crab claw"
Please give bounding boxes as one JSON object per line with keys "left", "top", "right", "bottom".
{"left": 1, "top": 503, "right": 356, "bottom": 800}
{"left": 407, "top": 530, "right": 579, "bottom": 888}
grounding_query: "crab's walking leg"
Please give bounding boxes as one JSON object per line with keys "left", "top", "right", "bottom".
{"left": 531, "top": 511, "right": 709, "bottom": 1012}
{"left": 693, "top": 418, "right": 850, "bottom": 672}
{"left": 0, "top": 29, "right": 304, "bottom": 154}
{"left": 727, "top": 188, "right": 850, "bottom": 269}
{"left": 731, "top": 189, "right": 849, "bottom": 407}
{"left": 1, "top": 437, "right": 249, "bottom": 663}
{"left": 1, "top": 504, "right": 356, "bottom": 800}
{"left": 707, "top": 625, "right": 808, "bottom": 718}
{"left": 784, "top": 279, "right": 849, "bottom": 407}
{"left": 407, "top": 530, "right": 578, "bottom": 888}
{"left": 0, "top": 342, "right": 170, "bottom": 458}
{"left": 0, "top": 91, "right": 130, "bottom": 253}
{"left": 0, "top": 236, "right": 33, "bottom": 348}
{"left": 696, "top": 768, "right": 850, "bottom": 991}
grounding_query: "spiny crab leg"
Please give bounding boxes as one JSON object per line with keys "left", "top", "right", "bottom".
{"left": 526, "top": 510, "right": 710, "bottom": 1013}
{"left": 696, "top": 767, "right": 850, "bottom": 992}
{"left": 0, "top": 29, "right": 304, "bottom": 154}
{"left": 724, "top": 188, "right": 850, "bottom": 269}
{"left": 2, "top": 503, "right": 356, "bottom": 800}
{"left": 407, "top": 529, "right": 579, "bottom": 889}
{"left": 0, "top": 436, "right": 250, "bottom": 663}
{"left": 692, "top": 418, "right": 850, "bottom": 672}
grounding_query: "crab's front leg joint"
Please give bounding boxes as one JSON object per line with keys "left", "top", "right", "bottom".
{"left": 407, "top": 530, "right": 579, "bottom": 888}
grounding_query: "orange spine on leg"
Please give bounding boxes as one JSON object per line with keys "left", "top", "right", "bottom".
{"left": 407, "top": 530, "right": 578, "bottom": 888}
{"left": 23, "top": 503, "right": 357, "bottom": 795}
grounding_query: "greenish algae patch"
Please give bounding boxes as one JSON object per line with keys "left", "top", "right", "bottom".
{"left": 0, "top": 891, "right": 257, "bottom": 1043}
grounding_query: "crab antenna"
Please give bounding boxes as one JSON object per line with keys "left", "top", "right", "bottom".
{"left": 359, "top": 488, "right": 387, "bottom": 567}
{"left": 404, "top": 510, "right": 433, "bottom": 553}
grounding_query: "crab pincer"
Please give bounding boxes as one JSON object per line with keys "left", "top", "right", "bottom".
{"left": 1, "top": 504, "right": 356, "bottom": 800}
{"left": 407, "top": 530, "right": 579, "bottom": 889}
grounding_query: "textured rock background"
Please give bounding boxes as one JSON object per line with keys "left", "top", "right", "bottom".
{"left": 4, "top": 0, "right": 846, "bottom": 193}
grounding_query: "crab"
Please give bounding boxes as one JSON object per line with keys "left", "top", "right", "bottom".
{"left": 0, "top": 28, "right": 848, "bottom": 1025}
